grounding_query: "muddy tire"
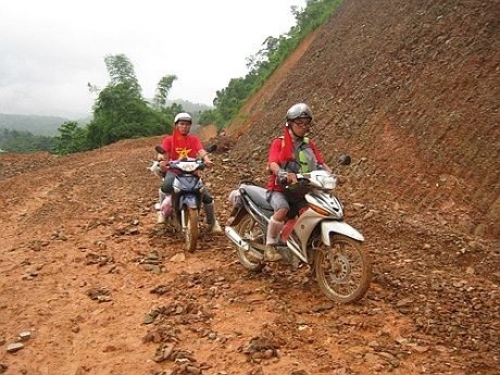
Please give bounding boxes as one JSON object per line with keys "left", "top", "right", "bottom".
{"left": 314, "top": 234, "right": 371, "bottom": 303}
{"left": 185, "top": 207, "right": 199, "bottom": 252}
{"left": 235, "top": 213, "right": 264, "bottom": 272}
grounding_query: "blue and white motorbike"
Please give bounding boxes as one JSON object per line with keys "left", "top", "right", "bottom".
{"left": 150, "top": 145, "right": 215, "bottom": 252}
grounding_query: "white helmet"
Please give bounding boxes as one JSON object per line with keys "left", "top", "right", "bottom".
{"left": 286, "top": 103, "right": 313, "bottom": 121}
{"left": 174, "top": 112, "right": 192, "bottom": 124}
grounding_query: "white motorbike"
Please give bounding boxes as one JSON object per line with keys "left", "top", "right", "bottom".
{"left": 149, "top": 145, "right": 216, "bottom": 252}
{"left": 225, "top": 156, "right": 372, "bottom": 303}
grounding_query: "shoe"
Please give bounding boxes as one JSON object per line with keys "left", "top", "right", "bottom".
{"left": 209, "top": 221, "right": 222, "bottom": 234}
{"left": 264, "top": 245, "right": 282, "bottom": 262}
{"left": 157, "top": 212, "right": 166, "bottom": 224}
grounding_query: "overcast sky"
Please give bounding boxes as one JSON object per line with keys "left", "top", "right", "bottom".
{"left": 0, "top": 0, "right": 306, "bottom": 118}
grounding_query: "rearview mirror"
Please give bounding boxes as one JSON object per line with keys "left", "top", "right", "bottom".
{"left": 338, "top": 155, "right": 351, "bottom": 166}
{"left": 206, "top": 144, "right": 217, "bottom": 153}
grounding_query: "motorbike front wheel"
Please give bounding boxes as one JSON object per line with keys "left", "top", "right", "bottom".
{"left": 314, "top": 234, "right": 371, "bottom": 303}
{"left": 235, "top": 212, "right": 265, "bottom": 272}
{"left": 184, "top": 207, "right": 199, "bottom": 252}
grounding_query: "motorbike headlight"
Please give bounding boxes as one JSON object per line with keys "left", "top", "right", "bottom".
{"left": 177, "top": 161, "right": 198, "bottom": 172}
{"left": 318, "top": 175, "right": 337, "bottom": 190}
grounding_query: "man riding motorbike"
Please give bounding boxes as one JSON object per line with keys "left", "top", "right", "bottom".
{"left": 264, "top": 103, "right": 332, "bottom": 261}
{"left": 157, "top": 112, "right": 222, "bottom": 233}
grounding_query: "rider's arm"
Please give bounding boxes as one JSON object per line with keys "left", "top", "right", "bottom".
{"left": 198, "top": 149, "right": 209, "bottom": 162}
{"left": 268, "top": 139, "right": 297, "bottom": 184}
{"left": 319, "top": 163, "right": 332, "bottom": 173}
{"left": 268, "top": 161, "right": 282, "bottom": 175}
{"left": 159, "top": 151, "right": 171, "bottom": 172}
{"left": 159, "top": 140, "right": 172, "bottom": 171}
{"left": 269, "top": 161, "right": 297, "bottom": 184}
{"left": 191, "top": 136, "right": 212, "bottom": 165}
{"left": 268, "top": 138, "right": 284, "bottom": 173}
{"left": 197, "top": 149, "right": 214, "bottom": 168}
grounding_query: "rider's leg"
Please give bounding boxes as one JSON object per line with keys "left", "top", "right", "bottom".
{"left": 264, "top": 192, "right": 289, "bottom": 261}
{"left": 266, "top": 214, "right": 286, "bottom": 244}
{"left": 202, "top": 190, "right": 222, "bottom": 233}
{"left": 161, "top": 172, "right": 175, "bottom": 195}
{"left": 156, "top": 188, "right": 166, "bottom": 211}
{"left": 159, "top": 189, "right": 166, "bottom": 202}
{"left": 158, "top": 172, "right": 175, "bottom": 223}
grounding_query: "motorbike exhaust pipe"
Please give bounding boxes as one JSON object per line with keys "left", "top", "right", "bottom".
{"left": 225, "top": 226, "right": 249, "bottom": 251}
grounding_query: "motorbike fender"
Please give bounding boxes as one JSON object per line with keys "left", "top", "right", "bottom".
{"left": 321, "top": 221, "right": 364, "bottom": 245}
{"left": 178, "top": 194, "right": 198, "bottom": 209}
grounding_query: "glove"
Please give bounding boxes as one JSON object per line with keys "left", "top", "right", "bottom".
{"left": 277, "top": 169, "right": 288, "bottom": 186}
{"left": 277, "top": 169, "right": 298, "bottom": 185}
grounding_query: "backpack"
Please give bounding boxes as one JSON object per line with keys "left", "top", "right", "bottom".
{"left": 283, "top": 136, "right": 314, "bottom": 169}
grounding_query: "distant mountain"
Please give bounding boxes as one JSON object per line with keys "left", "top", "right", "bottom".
{"left": 0, "top": 100, "right": 211, "bottom": 138}
{"left": 170, "top": 98, "right": 213, "bottom": 114}
{"left": 0, "top": 113, "right": 90, "bottom": 137}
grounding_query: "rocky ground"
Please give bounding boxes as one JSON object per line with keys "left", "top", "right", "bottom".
{"left": 1, "top": 0, "right": 499, "bottom": 374}
{"left": 0, "top": 134, "right": 498, "bottom": 375}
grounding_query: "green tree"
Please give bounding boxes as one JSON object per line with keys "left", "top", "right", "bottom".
{"left": 199, "top": 0, "right": 342, "bottom": 130}
{"left": 199, "top": 109, "right": 217, "bottom": 126}
{"left": 55, "top": 121, "right": 88, "bottom": 154}
{"left": 154, "top": 75, "right": 178, "bottom": 110}
{"left": 87, "top": 54, "right": 169, "bottom": 148}
{"left": 0, "top": 128, "right": 57, "bottom": 153}
{"left": 104, "top": 54, "right": 141, "bottom": 92}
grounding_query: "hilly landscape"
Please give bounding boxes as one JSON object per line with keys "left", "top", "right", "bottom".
{"left": 0, "top": 1, "right": 498, "bottom": 375}
{"left": 0, "top": 114, "right": 77, "bottom": 137}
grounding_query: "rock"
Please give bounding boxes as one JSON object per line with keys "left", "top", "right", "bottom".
{"left": 143, "top": 264, "right": 162, "bottom": 274}
{"left": 170, "top": 252, "right": 186, "bottom": 262}
{"left": 18, "top": 331, "right": 31, "bottom": 341}
{"left": 6, "top": 342, "right": 24, "bottom": 353}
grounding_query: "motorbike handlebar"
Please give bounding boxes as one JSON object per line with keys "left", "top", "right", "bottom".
{"left": 279, "top": 172, "right": 311, "bottom": 190}
{"left": 283, "top": 171, "right": 338, "bottom": 191}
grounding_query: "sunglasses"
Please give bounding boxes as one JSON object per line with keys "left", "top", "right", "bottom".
{"left": 292, "top": 119, "right": 312, "bottom": 128}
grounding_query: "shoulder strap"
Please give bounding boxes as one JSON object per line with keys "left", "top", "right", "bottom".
{"left": 277, "top": 136, "right": 284, "bottom": 148}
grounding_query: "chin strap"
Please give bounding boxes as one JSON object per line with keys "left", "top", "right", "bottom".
{"left": 287, "top": 123, "right": 305, "bottom": 140}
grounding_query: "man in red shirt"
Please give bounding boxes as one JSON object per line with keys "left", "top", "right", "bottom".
{"left": 158, "top": 112, "right": 222, "bottom": 233}
{"left": 264, "top": 103, "right": 332, "bottom": 261}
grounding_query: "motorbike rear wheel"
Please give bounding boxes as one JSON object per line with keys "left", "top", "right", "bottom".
{"left": 184, "top": 207, "right": 199, "bottom": 253}
{"left": 235, "top": 213, "right": 264, "bottom": 272}
{"left": 314, "top": 234, "right": 371, "bottom": 303}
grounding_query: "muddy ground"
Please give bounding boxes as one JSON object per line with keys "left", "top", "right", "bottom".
{"left": 0, "top": 135, "right": 498, "bottom": 374}
{"left": 1, "top": 0, "right": 499, "bottom": 374}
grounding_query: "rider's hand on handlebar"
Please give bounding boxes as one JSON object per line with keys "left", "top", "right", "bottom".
{"left": 203, "top": 159, "right": 214, "bottom": 169}
{"left": 159, "top": 160, "right": 169, "bottom": 172}
{"left": 287, "top": 172, "right": 298, "bottom": 184}
{"left": 278, "top": 170, "right": 298, "bottom": 185}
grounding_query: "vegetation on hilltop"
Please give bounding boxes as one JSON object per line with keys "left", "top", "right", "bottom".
{"left": 0, "top": 128, "right": 57, "bottom": 153}
{"left": 199, "top": 0, "right": 342, "bottom": 129}
{"left": 0, "top": 0, "right": 340, "bottom": 153}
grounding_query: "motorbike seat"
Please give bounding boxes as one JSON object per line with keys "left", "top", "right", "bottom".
{"left": 240, "top": 184, "right": 273, "bottom": 211}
